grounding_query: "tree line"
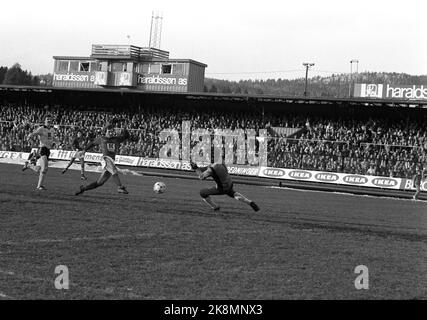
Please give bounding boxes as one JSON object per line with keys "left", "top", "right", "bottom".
{"left": 0, "top": 63, "right": 54, "bottom": 86}
{"left": 0, "top": 63, "right": 40, "bottom": 86}
{"left": 204, "top": 73, "right": 427, "bottom": 98}
{"left": 1, "top": 62, "right": 426, "bottom": 99}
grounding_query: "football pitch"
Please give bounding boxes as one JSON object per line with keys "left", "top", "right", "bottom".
{"left": 0, "top": 162, "right": 426, "bottom": 299}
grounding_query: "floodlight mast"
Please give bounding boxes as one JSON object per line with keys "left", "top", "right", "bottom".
{"left": 349, "top": 59, "right": 359, "bottom": 97}
{"left": 303, "top": 63, "right": 315, "bottom": 97}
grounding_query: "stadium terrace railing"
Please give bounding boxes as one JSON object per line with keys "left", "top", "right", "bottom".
{"left": 91, "top": 44, "right": 170, "bottom": 60}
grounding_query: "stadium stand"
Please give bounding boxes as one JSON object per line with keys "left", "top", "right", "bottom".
{"left": 1, "top": 103, "right": 426, "bottom": 178}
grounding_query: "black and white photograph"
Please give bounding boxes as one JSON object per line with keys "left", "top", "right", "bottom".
{"left": 0, "top": 0, "right": 426, "bottom": 307}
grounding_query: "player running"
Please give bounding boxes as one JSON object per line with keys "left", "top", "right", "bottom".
{"left": 412, "top": 167, "right": 426, "bottom": 200}
{"left": 62, "top": 130, "right": 88, "bottom": 180}
{"left": 22, "top": 116, "right": 60, "bottom": 190}
{"left": 190, "top": 161, "right": 260, "bottom": 212}
{"left": 75, "top": 123, "right": 130, "bottom": 195}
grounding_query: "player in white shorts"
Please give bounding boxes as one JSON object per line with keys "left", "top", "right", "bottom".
{"left": 22, "top": 116, "right": 60, "bottom": 190}
{"left": 412, "top": 167, "right": 426, "bottom": 200}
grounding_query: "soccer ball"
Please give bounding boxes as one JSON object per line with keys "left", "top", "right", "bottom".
{"left": 153, "top": 182, "right": 166, "bottom": 194}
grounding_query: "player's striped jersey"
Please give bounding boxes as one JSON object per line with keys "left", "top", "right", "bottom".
{"left": 32, "top": 126, "right": 57, "bottom": 149}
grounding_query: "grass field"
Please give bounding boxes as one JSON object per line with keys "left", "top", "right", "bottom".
{"left": 0, "top": 162, "right": 426, "bottom": 299}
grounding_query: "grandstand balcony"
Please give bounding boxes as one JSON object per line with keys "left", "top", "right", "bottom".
{"left": 52, "top": 43, "right": 206, "bottom": 92}
{"left": 90, "top": 44, "right": 170, "bottom": 61}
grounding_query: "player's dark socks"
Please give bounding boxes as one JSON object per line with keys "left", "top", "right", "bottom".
{"left": 62, "top": 169, "right": 67, "bottom": 174}
{"left": 75, "top": 185, "right": 85, "bottom": 196}
{"left": 22, "top": 161, "right": 29, "bottom": 171}
{"left": 250, "top": 202, "right": 260, "bottom": 212}
{"left": 84, "top": 181, "right": 100, "bottom": 191}
{"left": 118, "top": 186, "right": 128, "bottom": 194}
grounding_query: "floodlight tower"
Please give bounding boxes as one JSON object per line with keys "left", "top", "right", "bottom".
{"left": 349, "top": 59, "right": 359, "bottom": 97}
{"left": 149, "top": 11, "right": 163, "bottom": 49}
{"left": 303, "top": 62, "right": 315, "bottom": 97}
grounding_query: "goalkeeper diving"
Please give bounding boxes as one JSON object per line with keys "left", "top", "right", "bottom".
{"left": 190, "top": 161, "right": 260, "bottom": 212}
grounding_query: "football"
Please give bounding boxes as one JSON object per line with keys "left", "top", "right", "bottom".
{"left": 153, "top": 181, "right": 166, "bottom": 194}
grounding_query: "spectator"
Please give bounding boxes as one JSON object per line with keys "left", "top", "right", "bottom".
{"left": 0, "top": 103, "right": 425, "bottom": 178}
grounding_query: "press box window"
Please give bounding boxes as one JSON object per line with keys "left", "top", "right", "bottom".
{"left": 161, "top": 64, "right": 172, "bottom": 74}
{"left": 69, "top": 61, "right": 79, "bottom": 72}
{"left": 90, "top": 62, "right": 101, "bottom": 71}
{"left": 111, "top": 62, "right": 126, "bottom": 72}
{"left": 58, "top": 61, "right": 69, "bottom": 72}
{"left": 149, "top": 64, "right": 160, "bottom": 74}
{"left": 173, "top": 64, "right": 184, "bottom": 75}
{"left": 139, "top": 64, "right": 149, "bottom": 74}
{"left": 80, "top": 62, "right": 90, "bottom": 72}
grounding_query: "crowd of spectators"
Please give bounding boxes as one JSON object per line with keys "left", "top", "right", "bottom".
{"left": 0, "top": 103, "right": 426, "bottom": 178}
{"left": 269, "top": 117, "right": 427, "bottom": 178}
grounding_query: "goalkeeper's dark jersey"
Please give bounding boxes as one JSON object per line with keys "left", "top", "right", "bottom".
{"left": 200, "top": 163, "right": 233, "bottom": 190}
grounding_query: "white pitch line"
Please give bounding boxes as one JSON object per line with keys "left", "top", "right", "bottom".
{"left": 267, "top": 185, "right": 427, "bottom": 203}
{"left": 0, "top": 230, "right": 263, "bottom": 246}
{"left": 0, "top": 292, "right": 12, "bottom": 299}
{"left": 0, "top": 268, "right": 143, "bottom": 299}
{"left": 1, "top": 232, "right": 157, "bottom": 246}
{"left": 0, "top": 270, "right": 15, "bottom": 275}
{"left": 0, "top": 268, "right": 45, "bottom": 282}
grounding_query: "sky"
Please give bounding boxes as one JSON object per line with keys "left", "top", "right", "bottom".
{"left": 1, "top": 0, "right": 426, "bottom": 81}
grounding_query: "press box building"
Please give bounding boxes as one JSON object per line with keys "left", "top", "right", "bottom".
{"left": 52, "top": 44, "right": 207, "bottom": 92}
